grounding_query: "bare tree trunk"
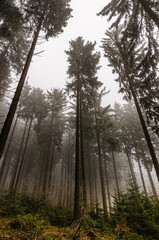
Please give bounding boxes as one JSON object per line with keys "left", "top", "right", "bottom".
{"left": 93, "top": 150, "right": 98, "bottom": 215}
{"left": 87, "top": 150, "right": 93, "bottom": 210}
{"left": 112, "top": 151, "right": 120, "bottom": 195}
{"left": 103, "top": 153, "right": 112, "bottom": 214}
{"left": 135, "top": 153, "right": 148, "bottom": 197}
{"left": 14, "top": 116, "right": 33, "bottom": 191}
{"left": 74, "top": 78, "right": 80, "bottom": 220}
{"left": 95, "top": 111, "right": 108, "bottom": 219}
{"left": 9, "top": 118, "right": 28, "bottom": 191}
{"left": 125, "top": 150, "right": 137, "bottom": 186}
{"left": 80, "top": 95, "right": 87, "bottom": 215}
{"left": 0, "top": 112, "right": 19, "bottom": 189}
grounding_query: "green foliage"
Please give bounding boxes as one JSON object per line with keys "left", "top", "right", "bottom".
{"left": 0, "top": 191, "right": 73, "bottom": 226}
{"left": 110, "top": 184, "right": 159, "bottom": 239}
{"left": 10, "top": 213, "right": 47, "bottom": 232}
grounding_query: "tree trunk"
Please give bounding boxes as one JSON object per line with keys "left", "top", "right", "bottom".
{"left": 9, "top": 118, "right": 28, "bottom": 191}
{"left": 142, "top": 151, "right": 158, "bottom": 197}
{"left": 103, "top": 151, "right": 112, "bottom": 214}
{"left": 80, "top": 93, "right": 87, "bottom": 215}
{"left": 74, "top": 78, "right": 80, "bottom": 220}
{"left": 14, "top": 116, "right": 33, "bottom": 191}
{"left": 0, "top": 112, "right": 19, "bottom": 189}
{"left": 130, "top": 83, "right": 159, "bottom": 181}
{"left": 112, "top": 151, "right": 120, "bottom": 195}
{"left": 87, "top": 150, "right": 93, "bottom": 211}
{"left": 120, "top": 46, "right": 159, "bottom": 182}
{"left": 137, "top": 0, "right": 159, "bottom": 28}
{"left": 95, "top": 111, "right": 108, "bottom": 219}
{"left": 135, "top": 149, "right": 148, "bottom": 197}
{"left": 125, "top": 150, "right": 137, "bottom": 186}
{"left": 93, "top": 150, "right": 98, "bottom": 215}
{"left": 0, "top": 17, "right": 43, "bottom": 160}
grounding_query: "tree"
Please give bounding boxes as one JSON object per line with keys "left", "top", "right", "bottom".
{"left": 0, "top": 0, "right": 72, "bottom": 160}
{"left": 102, "top": 27, "right": 159, "bottom": 182}
{"left": 0, "top": 0, "right": 29, "bottom": 98}
{"left": 66, "top": 36, "right": 101, "bottom": 219}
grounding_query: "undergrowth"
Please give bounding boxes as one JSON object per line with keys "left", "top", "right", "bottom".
{"left": 0, "top": 186, "right": 159, "bottom": 239}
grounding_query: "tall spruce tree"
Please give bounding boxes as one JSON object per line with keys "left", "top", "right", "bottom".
{"left": 66, "top": 36, "right": 101, "bottom": 220}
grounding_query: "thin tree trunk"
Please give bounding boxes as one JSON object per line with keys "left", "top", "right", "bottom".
{"left": 95, "top": 111, "right": 108, "bottom": 219}
{"left": 130, "top": 84, "right": 159, "bottom": 181}
{"left": 135, "top": 150, "right": 148, "bottom": 197}
{"left": 112, "top": 151, "right": 120, "bottom": 195}
{"left": 74, "top": 78, "right": 80, "bottom": 220}
{"left": 87, "top": 150, "right": 93, "bottom": 210}
{"left": 14, "top": 116, "right": 33, "bottom": 191}
{"left": 126, "top": 150, "right": 137, "bottom": 186}
{"left": 93, "top": 150, "right": 98, "bottom": 215}
{"left": 120, "top": 50, "right": 159, "bottom": 182}
{"left": 0, "top": 112, "right": 19, "bottom": 188}
{"left": 137, "top": 0, "right": 159, "bottom": 28}
{"left": 0, "top": 16, "right": 44, "bottom": 160}
{"left": 146, "top": 163, "right": 158, "bottom": 197}
{"left": 142, "top": 151, "right": 158, "bottom": 197}
{"left": 47, "top": 139, "right": 55, "bottom": 193}
{"left": 103, "top": 151, "right": 112, "bottom": 214}
{"left": 9, "top": 118, "right": 28, "bottom": 191}
{"left": 67, "top": 128, "right": 71, "bottom": 208}
{"left": 80, "top": 93, "right": 87, "bottom": 215}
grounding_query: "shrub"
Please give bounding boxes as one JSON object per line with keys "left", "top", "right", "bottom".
{"left": 110, "top": 184, "right": 159, "bottom": 239}
{"left": 10, "top": 213, "right": 48, "bottom": 232}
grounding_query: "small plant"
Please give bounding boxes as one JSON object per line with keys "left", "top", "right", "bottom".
{"left": 10, "top": 213, "right": 48, "bottom": 232}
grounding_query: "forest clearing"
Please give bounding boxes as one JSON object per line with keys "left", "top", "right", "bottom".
{"left": 0, "top": 0, "right": 159, "bottom": 239}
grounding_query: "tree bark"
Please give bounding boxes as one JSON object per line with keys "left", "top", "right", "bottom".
{"left": 9, "top": 118, "right": 28, "bottom": 191}
{"left": 74, "top": 78, "right": 80, "bottom": 220}
{"left": 103, "top": 152, "right": 112, "bottom": 213}
{"left": 126, "top": 150, "right": 137, "bottom": 186}
{"left": 0, "top": 112, "right": 19, "bottom": 189}
{"left": 112, "top": 151, "right": 120, "bottom": 195}
{"left": 95, "top": 111, "right": 108, "bottom": 219}
{"left": 80, "top": 92, "right": 87, "bottom": 215}
{"left": 14, "top": 116, "right": 33, "bottom": 190}
{"left": 135, "top": 148, "right": 148, "bottom": 197}
{"left": 93, "top": 150, "right": 98, "bottom": 215}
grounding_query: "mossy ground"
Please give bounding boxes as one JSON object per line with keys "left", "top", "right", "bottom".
{"left": 0, "top": 216, "right": 115, "bottom": 239}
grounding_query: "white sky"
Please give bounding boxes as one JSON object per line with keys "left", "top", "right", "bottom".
{"left": 27, "top": 0, "right": 125, "bottom": 106}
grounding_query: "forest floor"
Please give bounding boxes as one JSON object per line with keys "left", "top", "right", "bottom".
{"left": 0, "top": 216, "right": 116, "bottom": 240}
